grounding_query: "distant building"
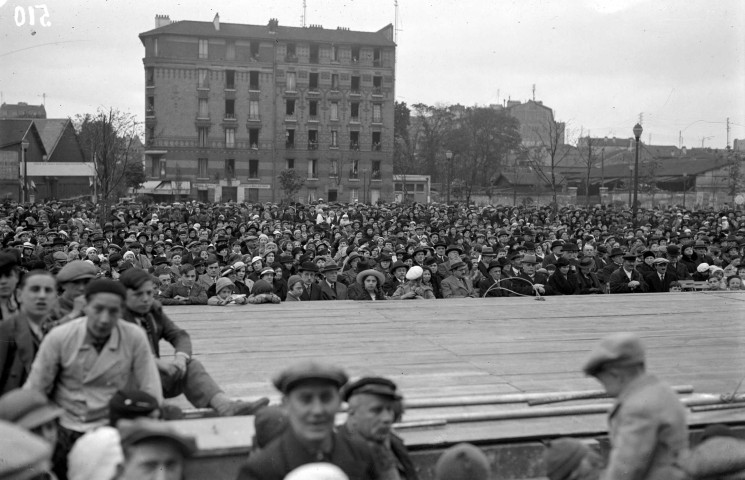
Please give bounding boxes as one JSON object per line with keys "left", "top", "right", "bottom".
{"left": 393, "top": 174, "right": 430, "bottom": 203}
{"left": 734, "top": 139, "right": 745, "bottom": 151}
{"left": 139, "top": 15, "right": 396, "bottom": 204}
{"left": 0, "top": 102, "right": 47, "bottom": 119}
{"left": 505, "top": 100, "right": 564, "bottom": 148}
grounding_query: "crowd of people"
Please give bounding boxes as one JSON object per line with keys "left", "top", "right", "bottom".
{"left": 0, "top": 199, "right": 743, "bottom": 479}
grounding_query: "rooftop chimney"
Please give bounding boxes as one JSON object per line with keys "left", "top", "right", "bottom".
{"left": 213, "top": 13, "right": 220, "bottom": 31}
{"left": 155, "top": 14, "right": 171, "bottom": 28}
{"left": 268, "top": 18, "right": 278, "bottom": 33}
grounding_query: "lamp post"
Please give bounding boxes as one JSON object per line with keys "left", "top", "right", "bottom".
{"left": 628, "top": 165, "right": 633, "bottom": 207}
{"left": 632, "top": 123, "right": 643, "bottom": 226}
{"left": 445, "top": 150, "right": 453, "bottom": 204}
{"left": 20, "top": 139, "right": 29, "bottom": 204}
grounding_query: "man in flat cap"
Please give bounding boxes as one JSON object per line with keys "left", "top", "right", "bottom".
{"left": 583, "top": 333, "right": 688, "bottom": 480}
{"left": 643, "top": 258, "right": 678, "bottom": 293}
{"left": 340, "top": 377, "right": 418, "bottom": 480}
{"left": 608, "top": 253, "right": 648, "bottom": 294}
{"left": 117, "top": 418, "right": 197, "bottom": 480}
{"left": 237, "top": 362, "right": 378, "bottom": 480}
{"left": 52, "top": 260, "right": 99, "bottom": 325}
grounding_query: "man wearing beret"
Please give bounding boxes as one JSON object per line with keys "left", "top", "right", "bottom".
{"left": 23, "top": 278, "right": 162, "bottom": 479}
{"left": 583, "top": 333, "right": 688, "bottom": 480}
{"left": 340, "top": 377, "right": 418, "bottom": 480}
{"left": 236, "top": 362, "right": 378, "bottom": 480}
{"left": 608, "top": 253, "right": 648, "bottom": 294}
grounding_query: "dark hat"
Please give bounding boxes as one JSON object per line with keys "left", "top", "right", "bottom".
{"left": 84, "top": 278, "right": 127, "bottom": 300}
{"left": 390, "top": 261, "right": 408, "bottom": 274}
{"left": 108, "top": 243, "right": 121, "bottom": 251}
{"left": 609, "top": 247, "right": 624, "bottom": 257}
{"left": 119, "top": 269, "right": 154, "bottom": 290}
{"left": 596, "top": 245, "right": 608, "bottom": 254}
{"left": 487, "top": 260, "right": 503, "bottom": 272}
{"left": 543, "top": 438, "right": 590, "bottom": 480}
{"left": 342, "top": 377, "right": 402, "bottom": 402}
{"left": 119, "top": 418, "right": 196, "bottom": 457}
{"left": 320, "top": 260, "right": 340, "bottom": 273}
{"left": 666, "top": 245, "right": 681, "bottom": 255}
{"left": 187, "top": 241, "right": 201, "bottom": 249}
{"left": 298, "top": 261, "right": 319, "bottom": 273}
{"left": 579, "top": 257, "right": 594, "bottom": 268}
{"left": 434, "top": 443, "right": 490, "bottom": 480}
{"left": 523, "top": 241, "right": 536, "bottom": 250}
{"left": 449, "top": 260, "right": 467, "bottom": 271}
{"left": 622, "top": 253, "right": 637, "bottom": 261}
{"left": 56, "top": 260, "right": 97, "bottom": 283}
{"left": 445, "top": 244, "right": 463, "bottom": 256}
{"left": 152, "top": 256, "right": 169, "bottom": 266}
{"left": 252, "top": 279, "right": 274, "bottom": 295}
{"left": 109, "top": 389, "right": 159, "bottom": 425}
{"left": 413, "top": 245, "right": 427, "bottom": 256}
{"left": 272, "top": 362, "right": 348, "bottom": 394}
{"left": 253, "top": 406, "right": 289, "bottom": 449}
{"left": 562, "top": 243, "right": 579, "bottom": 252}
{"left": 480, "top": 247, "right": 495, "bottom": 256}
{"left": 555, "top": 258, "right": 571, "bottom": 267}
{"left": 0, "top": 253, "right": 17, "bottom": 272}
{"left": 0, "top": 389, "right": 63, "bottom": 430}
{"left": 109, "top": 253, "right": 123, "bottom": 265}
{"left": 550, "top": 240, "right": 564, "bottom": 250}
{"left": 641, "top": 250, "right": 655, "bottom": 259}
{"left": 583, "top": 332, "right": 645, "bottom": 376}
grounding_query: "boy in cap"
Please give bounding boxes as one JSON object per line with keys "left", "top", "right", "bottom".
{"left": 117, "top": 418, "right": 196, "bottom": 480}
{"left": 340, "top": 377, "right": 418, "bottom": 480}
{"left": 236, "top": 362, "right": 377, "bottom": 480}
{"left": 52, "top": 260, "right": 99, "bottom": 324}
{"left": 582, "top": 333, "right": 688, "bottom": 480}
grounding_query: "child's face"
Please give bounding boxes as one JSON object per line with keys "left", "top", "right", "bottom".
{"left": 291, "top": 282, "right": 304, "bottom": 296}
{"left": 218, "top": 287, "right": 232, "bottom": 299}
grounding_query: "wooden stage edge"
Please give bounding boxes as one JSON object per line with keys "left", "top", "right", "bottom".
{"left": 160, "top": 292, "right": 745, "bottom": 479}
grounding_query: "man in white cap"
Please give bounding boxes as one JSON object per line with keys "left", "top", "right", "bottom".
{"left": 582, "top": 332, "right": 688, "bottom": 480}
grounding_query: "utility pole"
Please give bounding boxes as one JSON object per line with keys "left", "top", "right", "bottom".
{"left": 727, "top": 117, "right": 731, "bottom": 149}
{"left": 586, "top": 136, "right": 592, "bottom": 206}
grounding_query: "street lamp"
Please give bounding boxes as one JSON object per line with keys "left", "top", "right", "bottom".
{"left": 628, "top": 165, "right": 633, "bottom": 207}
{"left": 20, "top": 139, "right": 29, "bottom": 204}
{"left": 632, "top": 123, "right": 643, "bottom": 226}
{"left": 445, "top": 150, "right": 453, "bottom": 204}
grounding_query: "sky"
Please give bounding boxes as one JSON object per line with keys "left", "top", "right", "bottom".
{"left": 1, "top": 0, "right": 743, "bottom": 148}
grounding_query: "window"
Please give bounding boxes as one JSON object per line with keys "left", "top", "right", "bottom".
{"left": 198, "top": 69, "right": 209, "bottom": 89}
{"left": 351, "top": 46, "right": 360, "bottom": 63}
{"left": 416, "top": 183, "right": 425, "bottom": 192}
{"left": 286, "top": 72, "right": 296, "bottom": 91}
{"left": 198, "top": 127, "right": 208, "bottom": 147}
{"left": 224, "top": 159, "right": 235, "bottom": 179}
{"left": 373, "top": 104, "right": 382, "bottom": 123}
{"left": 373, "top": 76, "right": 382, "bottom": 94}
{"left": 151, "top": 157, "right": 159, "bottom": 177}
{"left": 250, "top": 41, "right": 259, "bottom": 58}
{"left": 331, "top": 45, "right": 338, "bottom": 62}
{"left": 309, "top": 100, "right": 318, "bottom": 118}
{"left": 286, "top": 158, "right": 295, "bottom": 169}
{"left": 286, "top": 43, "right": 296, "bottom": 61}
{"left": 330, "top": 130, "right": 338, "bottom": 148}
{"left": 351, "top": 102, "right": 360, "bottom": 121}
{"left": 307, "top": 188, "right": 317, "bottom": 202}
{"left": 286, "top": 129, "right": 295, "bottom": 148}
{"left": 372, "top": 160, "right": 381, "bottom": 179}
{"left": 331, "top": 74, "right": 339, "bottom": 90}
{"left": 225, "top": 99, "right": 235, "bottom": 119}
{"left": 350, "top": 131, "right": 360, "bottom": 150}
{"left": 198, "top": 98, "right": 209, "bottom": 118}
{"left": 146, "top": 67, "right": 154, "bottom": 87}
{"left": 159, "top": 158, "right": 167, "bottom": 179}
{"left": 308, "top": 158, "right": 317, "bottom": 178}
{"left": 225, "top": 128, "right": 236, "bottom": 148}
{"left": 199, "top": 39, "right": 208, "bottom": 59}
{"left": 248, "top": 159, "right": 259, "bottom": 178}
{"left": 146, "top": 126, "right": 154, "bottom": 146}
{"left": 198, "top": 158, "right": 208, "bottom": 178}
{"left": 330, "top": 102, "right": 339, "bottom": 121}
{"left": 350, "top": 158, "right": 359, "bottom": 179}
{"left": 246, "top": 188, "right": 259, "bottom": 202}
{"left": 328, "top": 189, "right": 338, "bottom": 202}
{"left": 286, "top": 99, "right": 295, "bottom": 116}
{"left": 153, "top": 38, "right": 159, "bottom": 57}
{"left": 372, "top": 131, "right": 382, "bottom": 151}
{"left": 146, "top": 96, "right": 154, "bottom": 116}
{"left": 309, "top": 73, "right": 319, "bottom": 90}
{"left": 225, "top": 70, "right": 235, "bottom": 89}
{"left": 249, "top": 71, "right": 260, "bottom": 90}
{"left": 226, "top": 41, "right": 236, "bottom": 60}
{"left": 330, "top": 159, "right": 339, "bottom": 176}
{"left": 373, "top": 48, "right": 381, "bottom": 66}
{"left": 350, "top": 188, "right": 359, "bottom": 202}
{"left": 248, "top": 100, "right": 259, "bottom": 120}
{"left": 249, "top": 128, "right": 259, "bottom": 149}
{"left": 395, "top": 183, "right": 402, "bottom": 191}
{"left": 351, "top": 76, "right": 360, "bottom": 94}
{"left": 308, "top": 130, "right": 318, "bottom": 150}
{"left": 310, "top": 44, "right": 319, "bottom": 63}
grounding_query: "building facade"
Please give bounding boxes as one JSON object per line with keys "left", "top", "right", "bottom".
{"left": 139, "top": 15, "right": 396, "bottom": 204}
{"left": 505, "top": 100, "right": 564, "bottom": 148}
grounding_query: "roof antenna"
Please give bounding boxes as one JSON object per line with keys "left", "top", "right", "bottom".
{"left": 301, "top": 0, "right": 307, "bottom": 27}
{"left": 532, "top": 84, "right": 536, "bottom": 101}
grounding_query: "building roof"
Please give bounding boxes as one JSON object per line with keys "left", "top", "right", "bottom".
{"left": 494, "top": 168, "right": 565, "bottom": 187}
{"left": 0, "top": 119, "right": 33, "bottom": 149}
{"left": 33, "top": 119, "right": 70, "bottom": 157}
{"left": 587, "top": 155, "right": 735, "bottom": 183}
{"left": 140, "top": 20, "right": 395, "bottom": 47}
{"left": 0, "top": 103, "right": 46, "bottom": 119}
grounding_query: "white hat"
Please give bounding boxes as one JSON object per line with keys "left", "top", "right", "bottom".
{"left": 67, "top": 426, "right": 123, "bottom": 480}
{"left": 232, "top": 261, "right": 247, "bottom": 269}
{"left": 251, "top": 256, "right": 263, "bottom": 265}
{"left": 86, "top": 247, "right": 97, "bottom": 255}
{"left": 284, "top": 463, "right": 348, "bottom": 480}
{"left": 405, "top": 266, "right": 423, "bottom": 280}
{"left": 697, "top": 263, "right": 710, "bottom": 273}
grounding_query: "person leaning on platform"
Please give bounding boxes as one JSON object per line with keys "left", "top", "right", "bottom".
{"left": 608, "top": 253, "right": 648, "bottom": 294}
{"left": 118, "top": 269, "right": 269, "bottom": 417}
{"left": 441, "top": 261, "right": 477, "bottom": 298}
{"left": 236, "top": 362, "right": 378, "bottom": 480}
{"left": 583, "top": 332, "right": 688, "bottom": 480}
{"left": 159, "top": 263, "right": 208, "bottom": 305}
{"left": 340, "top": 376, "right": 419, "bottom": 480}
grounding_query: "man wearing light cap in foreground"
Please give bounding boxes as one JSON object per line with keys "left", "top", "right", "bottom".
{"left": 340, "top": 377, "right": 418, "bottom": 480}
{"left": 236, "top": 362, "right": 378, "bottom": 480}
{"left": 583, "top": 332, "right": 688, "bottom": 480}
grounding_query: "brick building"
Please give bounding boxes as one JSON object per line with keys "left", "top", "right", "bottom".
{"left": 139, "top": 15, "right": 396, "bottom": 203}
{"left": 505, "top": 100, "right": 564, "bottom": 148}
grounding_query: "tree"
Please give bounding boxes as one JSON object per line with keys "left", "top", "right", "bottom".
{"left": 528, "top": 118, "right": 570, "bottom": 216}
{"left": 74, "top": 108, "right": 142, "bottom": 229}
{"left": 124, "top": 161, "right": 146, "bottom": 193}
{"left": 577, "top": 136, "right": 594, "bottom": 206}
{"left": 277, "top": 168, "right": 306, "bottom": 204}
{"left": 411, "top": 103, "right": 456, "bottom": 182}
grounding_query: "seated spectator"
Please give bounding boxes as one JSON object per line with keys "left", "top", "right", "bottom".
{"left": 392, "top": 266, "right": 435, "bottom": 300}
{"left": 159, "top": 264, "right": 208, "bottom": 305}
{"left": 350, "top": 269, "right": 386, "bottom": 301}
{"left": 248, "top": 280, "right": 281, "bottom": 304}
{"left": 285, "top": 275, "right": 304, "bottom": 301}
{"left": 441, "top": 261, "right": 477, "bottom": 298}
{"left": 727, "top": 275, "right": 743, "bottom": 290}
{"left": 208, "top": 278, "right": 248, "bottom": 305}
{"left": 117, "top": 418, "right": 196, "bottom": 480}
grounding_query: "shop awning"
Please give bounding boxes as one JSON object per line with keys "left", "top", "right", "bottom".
{"left": 137, "top": 181, "right": 191, "bottom": 195}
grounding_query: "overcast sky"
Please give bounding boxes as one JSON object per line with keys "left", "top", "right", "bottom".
{"left": 1, "top": 0, "right": 743, "bottom": 148}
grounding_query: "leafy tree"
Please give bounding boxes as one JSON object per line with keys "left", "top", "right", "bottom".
{"left": 527, "top": 118, "right": 570, "bottom": 216}
{"left": 74, "top": 108, "right": 142, "bottom": 228}
{"left": 411, "top": 103, "right": 456, "bottom": 182}
{"left": 124, "top": 161, "right": 146, "bottom": 192}
{"left": 277, "top": 168, "right": 306, "bottom": 204}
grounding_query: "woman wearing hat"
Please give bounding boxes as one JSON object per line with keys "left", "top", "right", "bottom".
{"left": 349, "top": 269, "right": 387, "bottom": 301}
{"left": 548, "top": 258, "right": 578, "bottom": 295}
{"left": 392, "top": 266, "right": 435, "bottom": 300}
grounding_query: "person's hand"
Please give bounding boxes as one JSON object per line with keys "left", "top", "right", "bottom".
{"left": 171, "top": 356, "right": 188, "bottom": 379}
{"left": 70, "top": 295, "right": 87, "bottom": 317}
{"left": 628, "top": 280, "right": 639, "bottom": 288}
{"left": 402, "top": 291, "right": 416, "bottom": 299}
{"left": 155, "top": 357, "right": 173, "bottom": 374}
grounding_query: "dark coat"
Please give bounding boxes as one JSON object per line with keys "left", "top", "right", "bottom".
{"left": 547, "top": 271, "right": 578, "bottom": 295}
{"left": 609, "top": 267, "right": 649, "bottom": 294}
{"left": 576, "top": 270, "right": 604, "bottom": 294}
{"left": 122, "top": 301, "right": 192, "bottom": 358}
{"left": 643, "top": 270, "right": 679, "bottom": 293}
{"left": 319, "top": 280, "right": 349, "bottom": 300}
{"left": 300, "top": 282, "right": 322, "bottom": 301}
{"left": 236, "top": 428, "right": 378, "bottom": 480}
{"left": 337, "top": 425, "right": 419, "bottom": 480}
{"left": 0, "top": 312, "right": 40, "bottom": 394}
{"left": 478, "top": 276, "right": 506, "bottom": 297}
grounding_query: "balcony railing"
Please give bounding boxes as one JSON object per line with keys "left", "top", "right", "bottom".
{"left": 249, "top": 84, "right": 260, "bottom": 91}
{"left": 349, "top": 170, "right": 359, "bottom": 180}
{"left": 308, "top": 141, "right": 318, "bottom": 150}
{"left": 372, "top": 142, "right": 382, "bottom": 151}
{"left": 224, "top": 113, "right": 236, "bottom": 120}
{"left": 285, "top": 54, "right": 298, "bottom": 63}
{"left": 285, "top": 141, "right": 295, "bottom": 149}
{"left": 146, "top": 107, "right": 155, "bottom": 116}
{"left": 247, "top": 115, "right": 260, "bottom": 122}
{"left": 349, "top": 142, "right": 360, "bottom": 151}
{"left": 372, "top": 87, "right": 383, "bottom": 96}
{"left": 350, "top": 89, "right": 361, "bottom": 96}
{"left": 371, "top": 170, "right": 381, "bottom": 180}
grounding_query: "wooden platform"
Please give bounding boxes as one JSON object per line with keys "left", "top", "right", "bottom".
{"left": 159, "top": 291, "right": 745, "bottom": 478}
